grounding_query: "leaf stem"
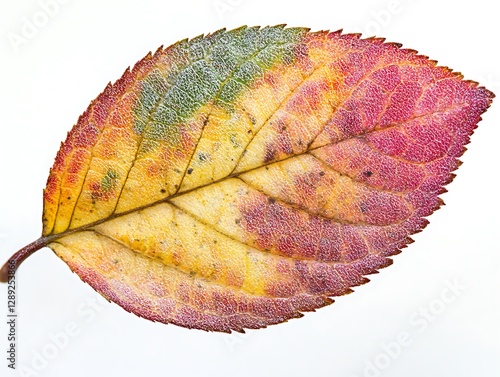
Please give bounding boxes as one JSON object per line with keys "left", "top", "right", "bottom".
{"left": 0, "top": 237, "right": 50, "bottom": 283}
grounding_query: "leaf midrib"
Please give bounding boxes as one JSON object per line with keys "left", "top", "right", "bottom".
{"left": 43, "top": 98, "right": 466, "bottom": 245}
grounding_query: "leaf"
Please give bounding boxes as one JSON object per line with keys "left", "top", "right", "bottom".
{"left": 0, "top": 26, "right": 493, "bottom": 332}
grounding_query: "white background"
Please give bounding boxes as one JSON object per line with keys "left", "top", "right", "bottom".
{"left": 0, "top": 0, "right": 498, "bottom": 376}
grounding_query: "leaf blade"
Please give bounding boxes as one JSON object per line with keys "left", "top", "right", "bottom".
{"left": 34, "top": 26, "right": 495, "bottom": 331}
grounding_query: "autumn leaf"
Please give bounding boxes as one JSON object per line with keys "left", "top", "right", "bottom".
{"left": 0, "top": 26, "right": 493, "bottom": 332}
